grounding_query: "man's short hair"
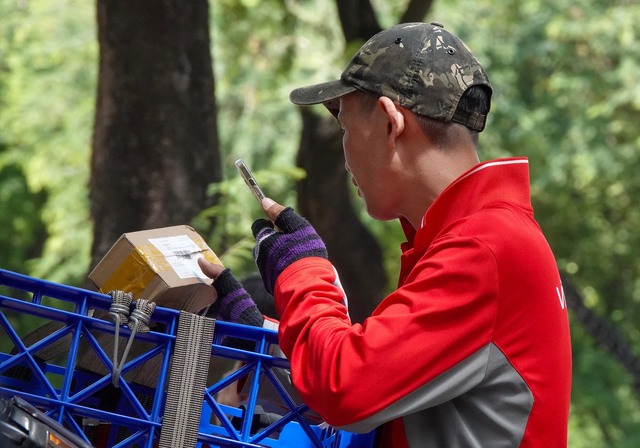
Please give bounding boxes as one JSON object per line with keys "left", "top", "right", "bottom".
{"left": 415, "top": 85, "right": 491, "bottom": 148}
{"left": 357, "top": 84, "right": 490, "bottom": 148}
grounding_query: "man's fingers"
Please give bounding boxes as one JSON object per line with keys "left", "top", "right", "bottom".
{"left": 198, "top": 257, "right": 225, "bottom": 280}
{"left": 261, "top": 197, "right": 286, "bottom": 222}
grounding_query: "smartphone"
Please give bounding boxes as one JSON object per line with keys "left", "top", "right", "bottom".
{"left": 235, "top": 159, "right": 266, "bottom": 204}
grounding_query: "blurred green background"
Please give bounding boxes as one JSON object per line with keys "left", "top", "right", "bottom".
{"left": 0, "top": 0, "right": 639, "bottom": 445}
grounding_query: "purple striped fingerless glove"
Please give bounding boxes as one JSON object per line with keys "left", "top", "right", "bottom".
{"left": 251, "top": 207, "right": 328, "bottom": 295}
{"left": 203, "top": 268, "right": 264, "bottom": 328}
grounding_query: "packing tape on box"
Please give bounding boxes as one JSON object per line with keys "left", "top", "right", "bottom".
{"left": 99, "top": 244, "right": 167, "bottom": 297}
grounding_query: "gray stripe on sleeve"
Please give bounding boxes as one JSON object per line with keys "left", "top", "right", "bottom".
{"left": 338, "top": 343, "right": 533, "bottom": 447}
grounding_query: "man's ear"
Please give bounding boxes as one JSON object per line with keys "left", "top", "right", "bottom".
{"left": 378, "top": 96, "right": 405, "bottom": 147}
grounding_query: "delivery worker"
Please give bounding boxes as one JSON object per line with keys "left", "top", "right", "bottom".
{"left": 199, "top": 21, "right": 572, "bottom": 447}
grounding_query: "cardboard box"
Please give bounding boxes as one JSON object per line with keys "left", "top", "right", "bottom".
{"left": 89, "top": 225, "right": 222, "bottom": 312}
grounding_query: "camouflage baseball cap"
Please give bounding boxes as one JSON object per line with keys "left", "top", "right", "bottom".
{"left": 289, "top": 22, "right": 492, "bottom": 132}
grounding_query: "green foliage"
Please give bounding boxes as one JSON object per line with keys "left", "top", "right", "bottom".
{"left": 1, "top": 0, "right": 639, "bottom": 444}
{"left": 569, "top": 323, "right": 640, "bottom": 447}
{"left": 211, "top": 0, "right": 343, "bottom": 170}
{"left": 0, "top": 0, "right": 96, "bottom": 285}
{"left": 0, "top": 164, "right": 48, "bottom": 272}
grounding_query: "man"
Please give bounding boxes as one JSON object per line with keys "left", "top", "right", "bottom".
{"left": 200, "top": 22, "right": 572, "bottom": 447}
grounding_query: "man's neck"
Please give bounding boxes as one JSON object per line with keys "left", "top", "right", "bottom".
{"left": 400, "top": 146, "right": 479, "bottom": 229}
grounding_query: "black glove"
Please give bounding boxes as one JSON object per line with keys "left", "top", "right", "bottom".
{"left": 203, "top": 268, "right": 263, "bottom": 328}
{"left": 251, "top": 207, "right": 328, "bottom": 295}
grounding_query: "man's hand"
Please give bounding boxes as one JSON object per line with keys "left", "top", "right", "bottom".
{"left": 198, "top": 257, "right": 226, "bottom": 280}
{"left": 197, "top": 258, "right": 263, "bottom": 328}
{"left": 252, "top": 198, "right": 328, "bottom": 295}
{"left": 259, "top": 197, "right": 286, "bottom": 221}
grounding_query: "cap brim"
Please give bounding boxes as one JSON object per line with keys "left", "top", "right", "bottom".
{"left": 289, "top": 80, "right": 357, "bottom": 116}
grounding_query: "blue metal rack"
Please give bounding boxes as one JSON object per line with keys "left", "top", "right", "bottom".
{"left": 0, "top": 269, "right": 375, "bottom": 448}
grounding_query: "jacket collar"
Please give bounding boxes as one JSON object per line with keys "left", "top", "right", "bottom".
{"left": 401, "top": 157, "right": 532, "bottom": 252}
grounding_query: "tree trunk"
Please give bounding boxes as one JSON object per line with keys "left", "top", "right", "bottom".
{"left": 91, "top": 0, "right": 220, "bottom": 269}
{"left": 295, "top": 0, "right": 434, "bottom": 322}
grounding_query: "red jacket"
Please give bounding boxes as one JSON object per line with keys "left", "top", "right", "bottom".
{"left": 273, "top": 158, "right": 572, "bottom": 447}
